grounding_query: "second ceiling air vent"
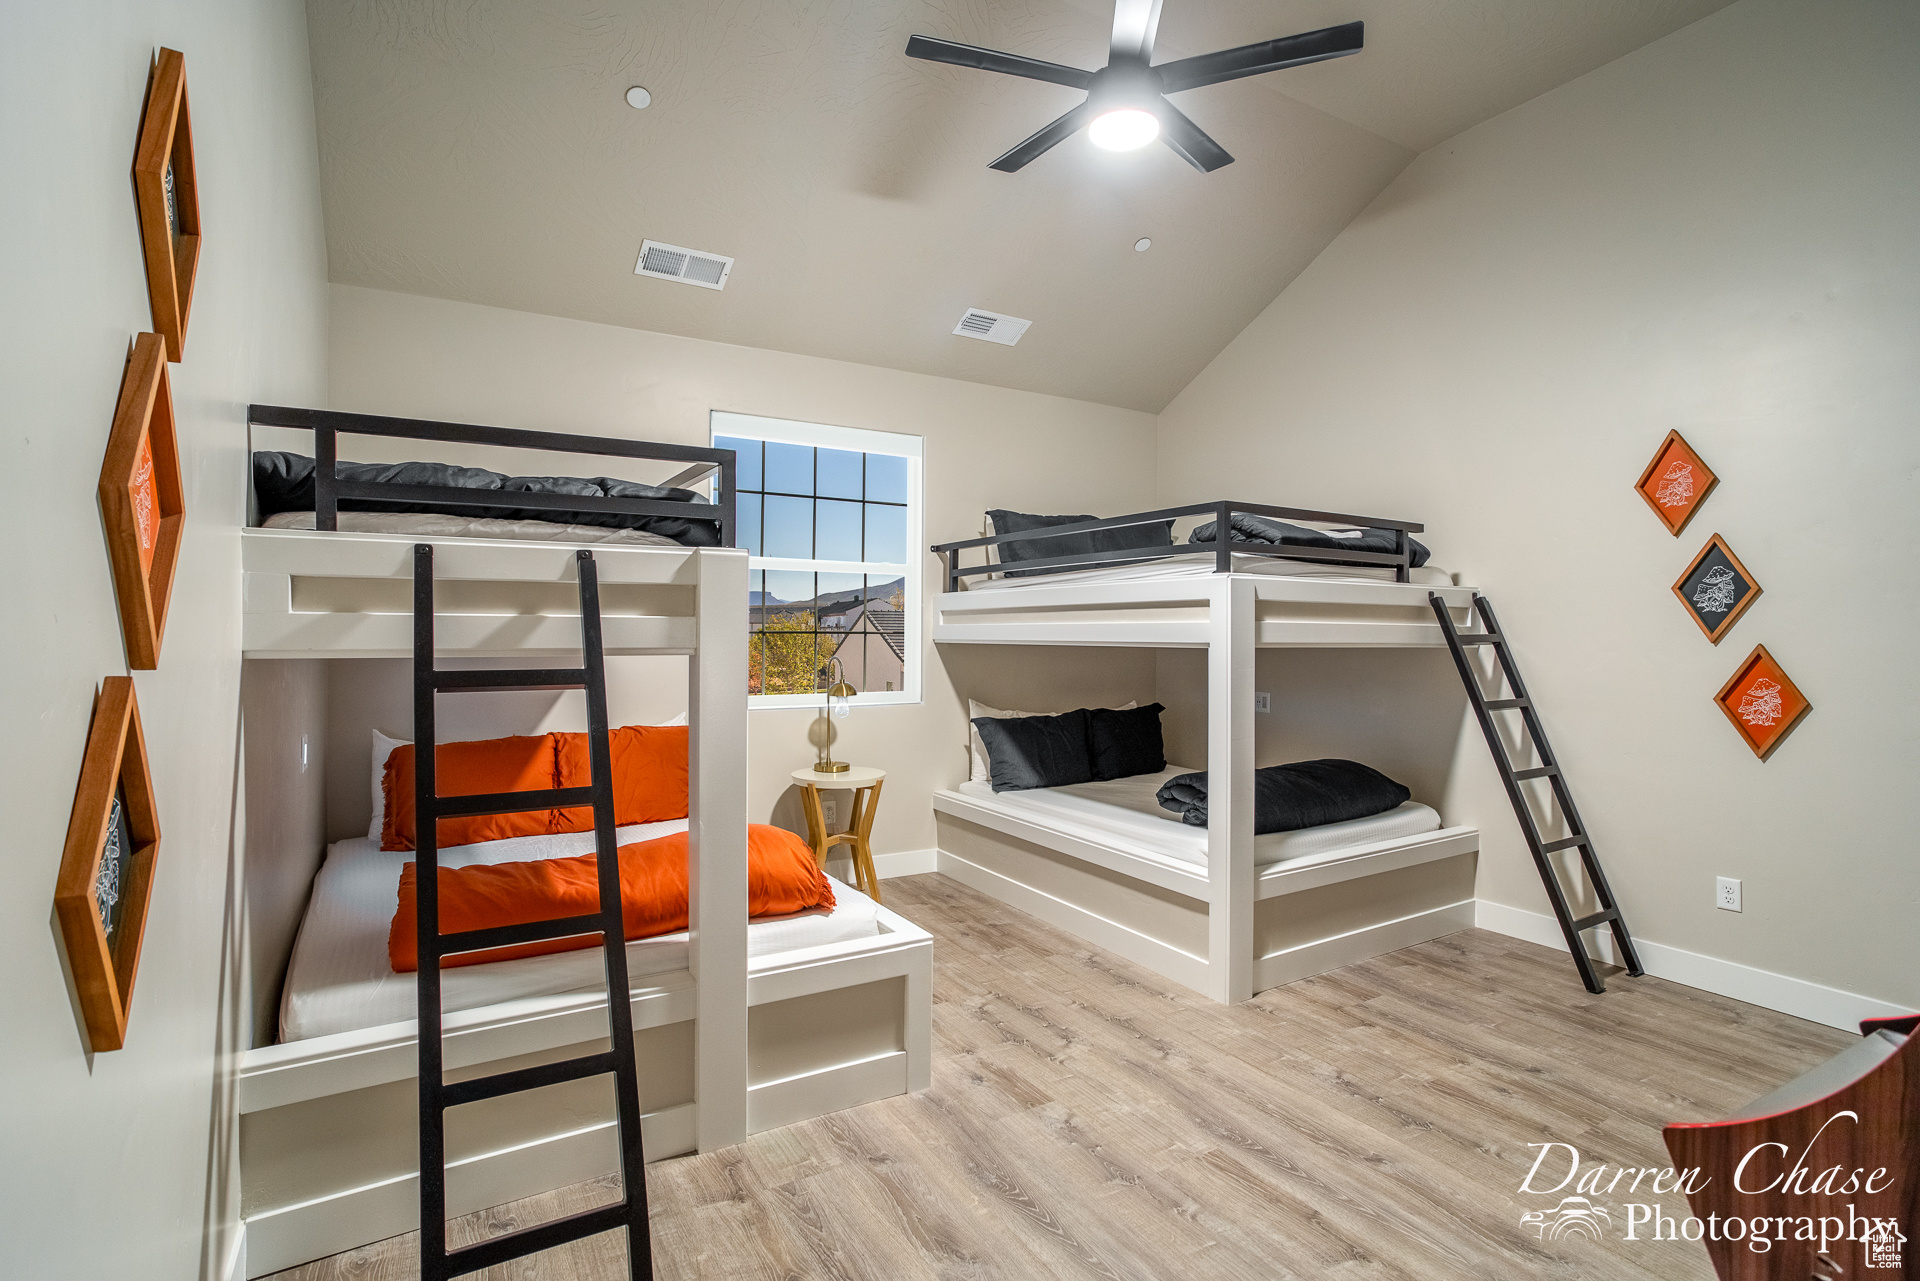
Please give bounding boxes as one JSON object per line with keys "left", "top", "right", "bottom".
{"left": 952, "top": 308, "right": 1031, "bottom": 346}
{"left": 635, "top": 240, "right": 734, "bottom": 290}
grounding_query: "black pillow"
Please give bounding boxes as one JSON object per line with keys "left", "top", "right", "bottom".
{"left": 971, "top": 710, "right": 1093, "bottom": 792}
{"left": 1087, "top": 703, "right": 1166, "bottom": 781}
{"left": 1188, "top": 512, "right": 1430, "bottom": 569}
{"left": 988, "top": 509, "right": 1174, "bottom": 578}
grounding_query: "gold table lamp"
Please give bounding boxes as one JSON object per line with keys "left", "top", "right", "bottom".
{"left": 814, "top": 657, "right": 858, "bottom": 773}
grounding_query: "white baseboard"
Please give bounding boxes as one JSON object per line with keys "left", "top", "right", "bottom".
{"left": 1254, "top": 899, "right": 1475, "bottom": 991}
{"left": 1473, "top": 900, "right": 1912, "bottom": 1032}
{"left": 825, "top": 847, "right": 938, "bottom": 881}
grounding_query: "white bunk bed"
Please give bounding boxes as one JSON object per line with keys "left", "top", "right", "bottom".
{"left": 235, "top": 409, "right": 931, "bottom": 1277}
{"left": 929, "top": 502, "right": 1481, "bottom": 1005}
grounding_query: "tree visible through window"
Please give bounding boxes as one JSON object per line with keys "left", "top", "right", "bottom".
{"left": 712, "top": 414, "right": 920, "bottom": 705}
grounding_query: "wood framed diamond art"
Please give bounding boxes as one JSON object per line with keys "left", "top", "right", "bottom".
{"left": 1635, "top": 430, "right": 1717, "bottom": 537}
{"left": 54, "top": 677, "right": 161, "bottom": 1052}
{"left": 133, "top": 47, "right": 201, "bottom": 362}
{"left": 101, "top": 333, "right": 185, "bottom": 670}
{"left": 1672, "top": 533, "right": 1761, "bottom": 644}
{"left": 1714, "top": 644, "right": 1810, "bottom": 761}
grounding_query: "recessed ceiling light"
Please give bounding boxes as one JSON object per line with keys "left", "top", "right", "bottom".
{"left": 625, "top": 86, "right": 652, "bottom": 110}
{"left": 1134, "top": 237, "right": 1152, "bottom": 252}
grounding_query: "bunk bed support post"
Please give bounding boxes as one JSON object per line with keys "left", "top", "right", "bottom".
{"left": 314, "top": 425, "right": 338, "bottom": 532}
{"left": 690, "top": 547, "right": 751, "bottom": 1150}
{"left": 1206, "top": 577, "right": 1256, "bottom": 1004}
{"left": 1213, "top": 501, "right": 1233, "bottom": 575}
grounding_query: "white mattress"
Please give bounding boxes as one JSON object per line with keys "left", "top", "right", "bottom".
{"left": 963, "top": 550, "right": 1454, "bottom": 591}
{"left": 262, "top": 510, "right": 685, "bottom": 547}
{"left": 953, "top": 767, "right": 1442, "bottom": 871}
{"left": 278, "top": 823, "right": 883, "bottom": 1043}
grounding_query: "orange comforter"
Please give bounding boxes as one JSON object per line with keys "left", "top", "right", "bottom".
{"left": 388, "top": 823, "right": 832, "bottom": 972}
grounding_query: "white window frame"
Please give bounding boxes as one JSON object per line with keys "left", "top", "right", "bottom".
{"left": 711, "top": 410, "right": 924, "bottom": 710}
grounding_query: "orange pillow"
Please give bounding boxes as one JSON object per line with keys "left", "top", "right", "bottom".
{"left": 388, "top": 824, "right": 832, "bottom": 971}
{"left": 552, "top": 725, "right": 689, "bottom": 829}
{"left": 381, "top": 734, "right": 561, "bottom": 851}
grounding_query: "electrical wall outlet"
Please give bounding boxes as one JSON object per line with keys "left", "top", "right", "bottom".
{"left": 821, "top": 798, "right": 840, "bottom": 832}
{"left": 1254, "top": 691, "right": 1272, "bottom": 713}
{"left": 1716, "top": 876, "right": 1742, "bottom": 913}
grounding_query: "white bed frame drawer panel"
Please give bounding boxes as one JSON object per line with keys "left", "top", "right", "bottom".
{"left": 751, "top": 978, "right": 904, "bottom": 1090}
{"left": 937, "top": 813, "right": 1210, "bottom": 958}
{"left": 240, "top": 1101, "right": 697, "bottom": 1279}
{"left": 240, "top": 1021, "right": 695, "bottom": 1222}
{"left": 242, "top": 527, "right": 703, "bottom": 584}
{"left": 238, "top": 974, "right": 697, "bottom": 1114}
{"left": 932, "top": 790, "right": 1207, "bottom": 898}
{"left": 1254, "top": 853, "right": 1475, "bottom": 958}
{"left": 243, "top": 607, "right": 696, "bottom": 658}
{"left": 1256, "top": 827, "right": 1480, "bottom": 899}
{"left": 287, "top": 575, "right": 693, "bottom": 619}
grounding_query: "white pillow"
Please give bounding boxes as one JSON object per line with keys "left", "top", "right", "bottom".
{"left": 367, "top": 716, "right": 689, "bottom": 840}
{"left": 368, "top": 728, "right": 411, "bottom": 841}
{"left": 966, "top": 699, "right": 1136, "bottom": 784}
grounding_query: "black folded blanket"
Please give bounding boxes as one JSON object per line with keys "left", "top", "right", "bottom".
{"left": 1189, "top": 512, "right": 1429, "bottom": 568}
{"left": 1155, "top": 759, "right": 1411, "bottom": 833}
{"left": 252, "top": 451, "right": 720, "bottom": 546}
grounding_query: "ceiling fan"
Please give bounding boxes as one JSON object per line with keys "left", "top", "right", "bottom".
{"left": 905, "top": 0, "right": 1363, "bottom": 173}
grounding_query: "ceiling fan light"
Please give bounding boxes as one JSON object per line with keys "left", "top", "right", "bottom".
{"left": 1088, "top": 107, "right": 1160, "bottom": 152}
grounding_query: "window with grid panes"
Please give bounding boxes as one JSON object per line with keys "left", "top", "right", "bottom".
{"left": 711, "top": 412, "right": 922, "bottom": 707}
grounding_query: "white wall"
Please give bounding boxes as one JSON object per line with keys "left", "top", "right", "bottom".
{"left": 1154, "top": 0, "right": 1920, "bottom": 1012}
{"left": 0, "top": 3, "right": 329, "bottom": 1278}
{"left": 326, "top": 285, "right": 1161, "bottom": 859}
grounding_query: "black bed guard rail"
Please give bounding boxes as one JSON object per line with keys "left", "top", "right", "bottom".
{"left": 247, "top": 404, "right": 736, "bottom": 548}
{"left": 930, "top": 500, "right": 1424, "bottom": 593}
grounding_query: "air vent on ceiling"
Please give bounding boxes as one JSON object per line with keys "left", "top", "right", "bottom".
{"left": 635, "top": 239, "right": 734, "bottom": 290}
{"left": 952, "top": 308, "right": 1031, "bottom": 346}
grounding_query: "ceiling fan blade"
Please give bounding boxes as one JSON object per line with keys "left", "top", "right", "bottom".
{"left": 1156, "top": 100, "right": 1234, "bottom": 172}
{"left": 1155, "top": 21, "right": 1364, "bottom": 94}
{"left": 988, "top": 101, "right": 1096, "bottom": 172}
{"left": 1110, "top": 0, "right": 1165, "bottom": 63}
{"left": 905, "top": 35, "right": 1094, "bottom": 91}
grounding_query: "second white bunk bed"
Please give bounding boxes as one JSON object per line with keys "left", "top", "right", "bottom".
{"left": 235, "top": 408, "right": 930, "bottom": 1277}
{"left": 930, "top": 501, "right": 1481, "bottom": 1006}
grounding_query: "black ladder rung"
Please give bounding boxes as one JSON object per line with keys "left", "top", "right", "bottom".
{"left": 1485, "top": 697, "right": 1531, "bottom": 710}
{"left": 433, "top": 667, "right": 588, "bottom": 693}
{"left": 444, "top": 1200, "right": 632, "bottom": 1276}
{"left": 439, "top": 911, "right": 610, "bottom": 957}
{"left": 1453, "top": 632, "right": 1502, "bottom": 644}
{"left": 1572, "top": 909, "right": 1620, "bottom": 932}
{"left": 1540, "top": 834, "right": 1588, "bottom": 853}
{"left": 1511, "top": 766, "right": 1559, "bottom": 780}
{"left": 427, "top": 786, "right": 595, "bottom": 819}
{"left": 440, "top": 1050, "right": 618, "bottom": 1109}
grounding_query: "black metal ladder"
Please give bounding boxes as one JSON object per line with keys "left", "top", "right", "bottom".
{"left": 412, "top": 544, "right": 653, "bottom": 1280}
{"left": 1429, "top": 592, "right": 1644, "bottom": 995}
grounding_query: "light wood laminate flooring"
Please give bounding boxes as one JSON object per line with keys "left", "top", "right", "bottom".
{"left": 270, "top": 872, "right": 1852, "bottom": 1280}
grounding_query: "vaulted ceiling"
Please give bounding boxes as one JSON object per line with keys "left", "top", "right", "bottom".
{"left": 307, "top": 0, "right": 1734, "bottom": 411}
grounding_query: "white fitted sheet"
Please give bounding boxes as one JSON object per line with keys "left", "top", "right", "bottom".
{"left": 953, "top": 767, "right": 1442, "bottom": 871}
{"left": 278, "top": 823, "right": 883, "bottom": 1043}
{"left": 262, "top": 510, "right": 685, "bottom": 547}
{"left": 963, "top": 550, "right": 1454, "bottom": 591}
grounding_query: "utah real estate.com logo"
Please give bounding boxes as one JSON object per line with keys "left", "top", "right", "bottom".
{"left": 1515, "top": 1112, "right": 1906, "bottom": 1265}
